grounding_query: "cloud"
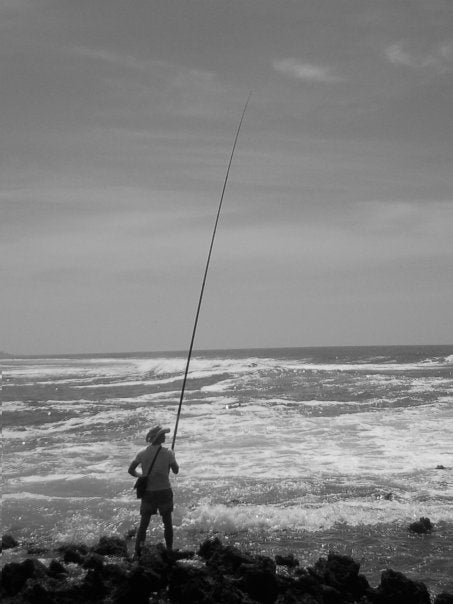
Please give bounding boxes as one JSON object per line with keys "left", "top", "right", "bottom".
{"left": 70, "top": 46, "right": 153, "bottom": 71}
{"left": 273, "top": 58, "right": 342, "bottom": 82}
{"left": 385, "top": 41, "right": 453, "bottom": 73}
{"left": 384, "top": 44, "right": 415, "bottom": 67}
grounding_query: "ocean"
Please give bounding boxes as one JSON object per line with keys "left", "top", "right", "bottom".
{"left": 2, "top": 345, "right": 453, "bottom": 595}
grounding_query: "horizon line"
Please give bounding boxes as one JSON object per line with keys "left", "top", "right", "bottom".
{"left": 2, "top": 342, "right": 452, "bottom": 359}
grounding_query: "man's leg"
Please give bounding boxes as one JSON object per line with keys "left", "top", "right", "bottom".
{"left": 135, "top": 512, "right": 152, "bottom": 556}
{"left": 161, "top": 511, "right": 173, "bottom": 551}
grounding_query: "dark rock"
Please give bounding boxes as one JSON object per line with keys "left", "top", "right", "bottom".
{"left": 275, "top": 567, "right": 324, "bottom": 603}
{"left": 375, "top": 568, "right": 431, "bottom": 604}
{"left": 0, "top": 535, "right": 448, "bottom": 604}
{"left": 434, "top": 594, "right": 453, "bottom": 604}
{"left": 82, "top": 568, "right": 108, "bottom": 601}
{"left": 275, "top": 553, "right": 299, "bottom": 568}
{"left": 92, "top": 535, "right": 128, "bottom": 557}
{"left": 103, "top": 562, "right": 129, "bottom": 582}
{"left": 47, "top": 560, "right": 67, "bottom": 578}
{"left": 62, "top": 547, "right": 84, "bottom": 565}
{"left": 211, "top": 579, "right": 258, "bottom": 604}
{"left": 276, "top": 590, "right": 321, "bottom": 604}
{"left": 167, "top": 563, "right": 222, "bottom": 604}
{"left": 137, "top": 545, "right": 171, "bottom": 585}
{"left": 198, "top": 537, "right": 255, "bottom": 573}
{"left": 51, "top": 582, "right": 87, "bottom": 603}
{"left": 167, "top": 548, "right": 196, "bottom": 562}
{"left": 2, "top": 534, "right": 19, "bottom": 550}
{"left": 409, "top": 517, "right": 434, "bottom": 534}
{"left": 238, "top": 556, "right": 279, "bottom": 604}
{"left": 57, "top": 542, "right": 89, "bottom": 564}
{"left": 197, "top": 536, "right": 225, "bottom": 559}
{"left": 1, "top": 562, "right": 27, "bottom": 596}
{"left": 1, "top": 559, "right": 48, "bottom": 596}
{"left": 383, "top": 492, "right": 393, "bottom": 500}
{"left": 57, "top": 542, "right": 89, "bottom": 554}
{"left": 82, "top": 553, "right": 104, "bottom": 571}
{"left": 310, "top": 552, "right": 370, "bottom": 601}
{"left": 21, "top": 582, "right": 55, "bottom": 604}
{"left": 112, "top": 566, "right": 161, "bottom": 604}
{"left": 436, "top": 465, "right": 446, "bottom": 470}
{"left": 320, "top": 583, "right": 344, "bottom": 603}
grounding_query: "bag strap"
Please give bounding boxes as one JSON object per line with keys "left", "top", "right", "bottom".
{"left": 144, "top": 445, "right": 162, "bottom": 478}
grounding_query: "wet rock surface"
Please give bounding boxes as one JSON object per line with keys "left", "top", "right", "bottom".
{"left": 1, "top": 535, "right": 451, "bottom": 603}
{"left": 1, "top": 535, "right": 19, "bottom": 551}
{"left": 409, "top": 517, "right": 434, "bottom": 534}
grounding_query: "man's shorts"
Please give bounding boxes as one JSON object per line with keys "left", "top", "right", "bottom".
{"left": 140, "top": 488, "right": 174, "bottom": 516}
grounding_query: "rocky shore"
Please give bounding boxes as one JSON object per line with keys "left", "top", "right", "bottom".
{"left": 2, "top": 533, "right": 452, "bottom": 604}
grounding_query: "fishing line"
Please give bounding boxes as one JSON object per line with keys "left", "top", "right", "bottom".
{"left": 171, "top": 91, "right": 252, "bottom": 450}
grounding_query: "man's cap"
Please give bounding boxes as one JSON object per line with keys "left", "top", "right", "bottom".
{"left": 146, "top": 425, "right": 170, "bottom": 443}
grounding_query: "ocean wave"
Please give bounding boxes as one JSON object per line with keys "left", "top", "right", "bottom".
{"left": 182, "top": 498, "right": 453, "bottom": 533}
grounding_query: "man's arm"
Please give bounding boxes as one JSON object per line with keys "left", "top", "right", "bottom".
{"left": 170, "top": 455, "right": 179, "bottom": 475}
{"left": 128, "top": 460, "right": 141, "bottom": 478}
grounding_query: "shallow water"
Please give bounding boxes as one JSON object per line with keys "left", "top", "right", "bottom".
{"left": 3, "top": 345, "right": 453, "bottom": 594}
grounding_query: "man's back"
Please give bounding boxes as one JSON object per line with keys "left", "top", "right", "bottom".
{"left": 135, "top": 445, "right": 176, "bottom": 491}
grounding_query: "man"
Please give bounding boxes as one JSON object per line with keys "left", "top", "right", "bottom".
{"left": 128, "top": 425, "right": 179, "bottom": 557}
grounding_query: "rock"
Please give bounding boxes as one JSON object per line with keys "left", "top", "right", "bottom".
{"left": 57, "top": 542, "right": 89, "bottom": 563}
{"left": 113, "top": 566, "right": 162, "bottom": 604}
{"left": 47, "top": 559, "right": 67, "bottom": 578}
{"left": 62, "top": 547, "right": 84, "bottom": 564}
{"left": 376, "top": 568, "right": 431, "bottom": 604}
{"left": 0, "top": 535, "right": 448, "bottom": 604}
{"left": 197, "top": 536, "right": 225, "bottom": 559}
{"left": 198, "top": 537, "right": 255, "bottom": 573}
{"left": 310, "top": 552, "right": 370, "bottom": 601}
{"left": 2, "top": 534, "right": 19, "bottom": 550}
{"left": 92, "top": 535, "right": 128, "bottom": 557}
{"left": 275, "top": 553, "right": 299, "bottom": 568}
{"left": 435, "top": 465, "right": 446, "bottom": 470}
{"left": 1, "top": 559, "right": 48, "bottom": 596}
{"left": 82, "top": 568, "right": 108, "bottom": 601}
{"left": 167, "top": 548, "right": 196, "bottom": 562}
{"left": 168, "top": 563, "right": 237, "bottom": 604}
{"left": 21, "top": 582, "right": 55, "bottom": 604}
{"left": 137, "top": 544, "right": 172, "bottom": 585}
{"left": 103, "top": 562, "right": 128, "bottom": 582}
{"left": 434, "top": 594, "right": 453, "bottom": 604}
{"left": 276, "top": 590, "right": 321, "bottom": 604}
{"left": 238, "top": 556, "right": 279, "bottom": 604}
{"left": 1, "top": 562, "right": 28, "bottom": 596}
{"left": 51, "top": 582, "right": 87, "bottom": 603}
{"left": 276, "top": 569, "right": 325, "bottom": 604}
{"left": 82, "top": 553, "right": 104, "bottom": 571}
{"left": 409, "top": 517, "right": 434, "bottom": 534}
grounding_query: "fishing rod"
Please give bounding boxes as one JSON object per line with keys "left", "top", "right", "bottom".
{"left": 171, "top": 92, "right": 252, "bottom": 450}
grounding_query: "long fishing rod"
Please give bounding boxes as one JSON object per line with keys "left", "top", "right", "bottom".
{"left": 171, "top": 92, "right": 252, "bottom": 450}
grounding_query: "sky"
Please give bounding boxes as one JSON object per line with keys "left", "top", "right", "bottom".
{"left": 1, "top": 0, "right": 452, "bottom": 354}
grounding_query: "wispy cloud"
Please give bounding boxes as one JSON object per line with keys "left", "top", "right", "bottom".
{"left": 70, "top": 46, "right": 152, "bottom": 71}
{"left": 385, "top": 41, "right": 453, "bottom": 73}
{"left": 273, "top": 58, "right": 342, "bottom": 82}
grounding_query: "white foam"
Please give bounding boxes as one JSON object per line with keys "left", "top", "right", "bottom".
{"left": 182, "top": 498, "right": 453, "bottom": 533}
